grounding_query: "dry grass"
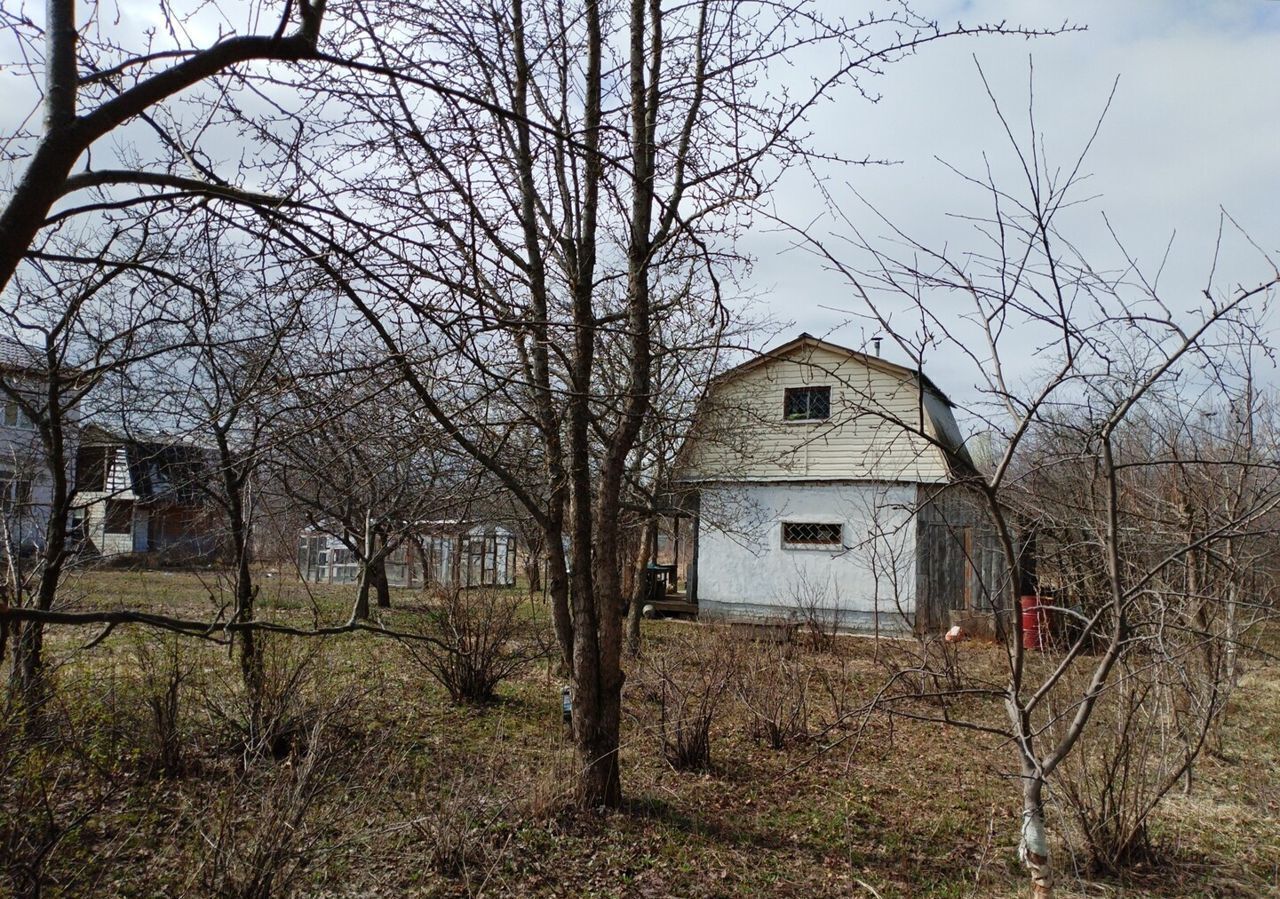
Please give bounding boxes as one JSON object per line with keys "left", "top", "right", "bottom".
{"left": 5, "top": 567, "right": 1276, "bottom": 897}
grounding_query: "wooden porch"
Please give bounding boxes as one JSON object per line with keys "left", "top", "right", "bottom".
{"left": 641, "top": 591, "right": 697, "bottom": 619}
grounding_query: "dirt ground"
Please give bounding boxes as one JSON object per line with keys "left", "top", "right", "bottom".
{"left": 5, "top": 568, "right": 1277, "bottom": 898}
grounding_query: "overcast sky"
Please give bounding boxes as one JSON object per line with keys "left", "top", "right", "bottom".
{"left": 3, "top": 0, "right": 1277, "bottom": 407}
{"left": 748, "top": 0, "right": 1280, "bottom": 400}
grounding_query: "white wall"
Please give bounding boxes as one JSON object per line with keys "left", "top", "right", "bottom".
{"left": 697, "top": 482, "right": 918, "bottom": 630}
{"left": 80, "top": 497, "right": 136, "bottom": 556}
{"left": 0, "top": 416, "right": 54, "bottom": 550}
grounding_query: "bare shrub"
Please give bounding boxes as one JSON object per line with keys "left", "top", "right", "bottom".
{"left": 874, "top": 630, "right": 964, "bottom": 703}
{"left": 400, "top": 587, "right": 548, "bottom": 704}
{"left": 815, "top": 653, "right": 860, "bottom": 731}
{"left": 0, "top": 699, "right": 121, "bottom": 899}
{"left": 0, "top": 738, "right": 71, "bottom": 899}
{"left": 1049, "top": 646, "right": 1228, "bottom": 875}
{"left": 789, "top": 571, "right": 842, "bottom": 652}
{"left": 403, "top": 765, "right": 508, "bottom": 886}
{"left": 736, "top": 638, "right": 811, "bottom": 749}
{"left": 200, "top": 634, "right": 323, "bottom": 762}
{"left": 133, "top": 632, "right": 196, "bottom": 776}
{"left": 634, "top": 629, "right": 735, "bottom": 771}
{"left": 192, "top": 716, "right": 340, "bottom": 899}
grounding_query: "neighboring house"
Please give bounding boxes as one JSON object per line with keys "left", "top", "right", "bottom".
{"left": 0, "top": 337, "right": 64, "bottom": 553}
{"left": 298, "top": 520, "right": 517, "bottom": 589}
{"left": 73, "top": 425, "right": 221, "bottom": 559}
{"left": 674, "top": 333, "right": 1009, "bottom": 632}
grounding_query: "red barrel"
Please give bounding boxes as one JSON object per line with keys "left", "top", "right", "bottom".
{"left": 1021, "top": 595, "right": 1046, "bottom": 650}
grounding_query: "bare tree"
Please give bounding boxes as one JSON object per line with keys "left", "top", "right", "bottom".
{"left": 0, "top": 0, "right": 332, "bottom": 293}
{"left": 265, "top": 347, "right": 478, "bottom": 619}
{"left": 0, "top": 0, "right": 1058, "bottom": 813}
{"left": 806, "top": 74, "right": 1280, "bottom": 896}
{"left": 0, "top": 232, "right": 193, "bottom": 712}
{"left": 132, "top": 223, "right": 316, "bottom": 729}
{"left": 271, "top": 0, "right": 1048, "bottom": 809}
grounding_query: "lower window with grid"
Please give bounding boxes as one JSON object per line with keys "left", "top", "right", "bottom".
{"left": 781, "top": 521, "right": 843, "bottom": 549}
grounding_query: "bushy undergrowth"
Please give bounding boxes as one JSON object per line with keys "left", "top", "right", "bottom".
{"left": 0, "top": 571, "right": 1272, "bottom": 898}
{"left": 634, "top": 629, "right": 736, "bottom": 770}
{"left": 736, "top": 638, "right": 813, "bottom": 749}
{"left": 406, "top": 763, "right": 508, "bottom": 884}
{"left": 191, "top": 716, "right": 345, "bottom": 899}
{"left": 1049, "top": 650, "right": 1228, "bottom": 876}
{"left": 399, "top": 587, "right": 550, "bottom": 704}
{"left": 133, "top": 631, "right": 196, "bottom": 776}
{"left": 0, "top": 672, "right": 148, "bottom": 898}
{"left": 199, "top": 634, "right": 329, "bottom": 762}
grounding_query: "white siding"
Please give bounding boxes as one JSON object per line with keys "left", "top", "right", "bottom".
{"left": 80, "top": 496, "right": 136, "bottom": 556}
{"left": 0, "top": 375, "right": 53, "bottom": 548}
{"left": 77, "top": 445, "right": 141, "bottom": 556}
{"left": 681, "top": 344, "right": 953, "bottom": 483}
{"left": 696, "top": 482, "right": 918, "bottom": 630}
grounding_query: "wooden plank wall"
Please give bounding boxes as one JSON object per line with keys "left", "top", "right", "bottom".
{"left": 914, "top": 484, "right": 1017, "bottom": 632}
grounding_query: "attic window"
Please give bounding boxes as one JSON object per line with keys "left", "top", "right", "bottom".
{"left": 782, "top": 521, "right": 843, "bottom": 549}
{"left": 783, "top": 386, "right": 830, "bottom": 421}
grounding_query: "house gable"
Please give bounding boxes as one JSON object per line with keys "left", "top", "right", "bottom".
{"left": 676, "top": 335, "right": 970, "bottom": 484}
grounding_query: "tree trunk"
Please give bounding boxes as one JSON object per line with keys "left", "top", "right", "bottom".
{"left": 352, "top": 561, "right": 372, "bottom": 621}
{"left": 1019, "top": 773, "right": 1054, "bottom": 898}
{"left": 524, "top": 547, "right": 542, "bottom": 594}
{"left": 221, "top": 452, "right": 263, "bottom": 733}
{"left": 351, "top": 512, "right": 375, "bottom": 621}
{"left": 573, "top": 677, "right": 623, "bottom": 808}
{"left": 0, "top": 0, "right": 80, "bottom": 293}
{"left": 1224, "top": 544, "right": 1239, "bottom": 688}
{"left": 235, "top": 540, "right": 264, "bottom": 728}
{"left": 373, "top": 554, "right": 391, "bottom": 608}
{"left": 10, "top": 619, "right": 47, "bottom": 719}
{"left": 578, "top": 458, "right": 630, "bottom": 810}
{"left": 571, "top": 507, "right": 624, "bottom": 808}
{"left": 563, "top": 0, "right": 656, "bottom": 808}
{"left": 626, "top": 516, "right": 657, "bottom": 656}
{"left": 9, "top": 380, "right": 73, "bottom": 721}
{"left": 545, "top": 523, "right": 573, "bottom": 673}
{"left": 620, "top": 524, "right": 637, "bottom": 600}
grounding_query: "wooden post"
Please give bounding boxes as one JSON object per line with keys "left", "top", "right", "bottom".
{"left": 672, "top": 517, "right": 680, "bottom": 594}
{"left": 687, "top": 501, "right": 699, "bottom": 605}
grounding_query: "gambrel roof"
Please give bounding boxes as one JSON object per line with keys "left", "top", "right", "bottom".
{"left": 675, "top": 333, "right": 973, "bottom": 484}
{"left": 712, "top": 333, "right": 956, "bottom": 407}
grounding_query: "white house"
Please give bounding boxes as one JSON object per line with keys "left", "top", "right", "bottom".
{"left": 0, "top": 337, "right": 63, "bottom": 553}
{"left": 674, "top": 334, "right": 1006, "bottom": 632}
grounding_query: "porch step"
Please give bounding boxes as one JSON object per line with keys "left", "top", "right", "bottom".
{"left": 641, "top": 597, "right": 697, "bottom": 619}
